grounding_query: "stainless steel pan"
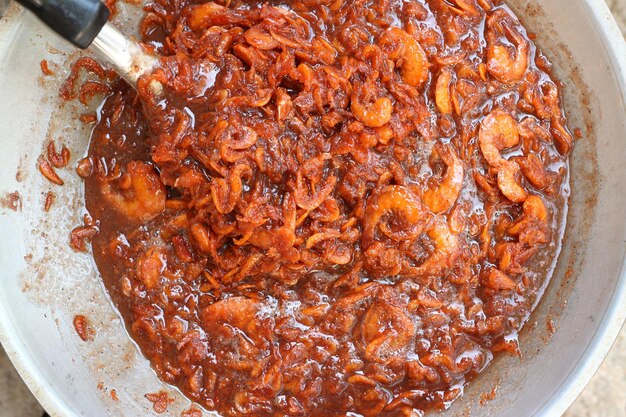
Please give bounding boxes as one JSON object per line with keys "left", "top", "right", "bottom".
{"left": 0, "top": 0, "right": 625, "bottom": 416}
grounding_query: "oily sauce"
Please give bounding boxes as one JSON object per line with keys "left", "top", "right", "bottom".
{"left": 80, "top": 0, "right": 573, "bottom": 415}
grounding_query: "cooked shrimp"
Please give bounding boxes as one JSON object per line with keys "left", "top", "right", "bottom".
{"left": 244, "top": 26, "right": 279, "bottom": 51}
{"left": 435, "top": 68, "right": 454, "bottom": 115}
{"left": 482, "top": 268, "right": 517, "bottom": 291}
{"left": 101, "top": 161, "right": 166, "bottom": 222}
{"left": 517, "top": 153, "right": 552, "bottom": 189}
{"left": 444, "top": 0, "right": 482, "bottom": 17}
{"left": 531, "top": 80, "right": 560, "bottom": 120}
{"left": 477, "top": 0, "right": 494, "bottom": 11}
{"left": 136, "top": 247, "right": 166, "bottom": 289}
{"left": 378, "top": 27, "right": 429, "bottom": 88}
{"left": 486, "top": 16, "right": 529, "bottom": 84}
{"left": 211, "top": 164, "right": 252, "bottom": 214}
{"left": 362, "top": 185, "right": 428, "bottom": 248}
{"left": 521, "top": 194, "right": 548, "bottom": 222}
{"left": 351, "top": 96, "right": 393, "bottom": 128}
{"left": 517, "top": 117, "right": 552, "bottom": 144}
{"left": 406, "top": 218, "right": 460, "bottom": 277}
{"left": 201, "top": 297, "right": 259, "bottom": 334}
{"left": 294, "top": 154, "right": 337, "bottom": 211}
{"left": 188, "top": 2, "right": 247, "bottom": 31}
{"left": 479, "top": 110, "right": 520, "bottom": 166}
{"left": 497, "top": 161, "right": 527, "bottom": 203}
{"left": 507, "top": 195, "right": 549, "bottom": 246}
{"left": 362, "top": 297, "right": 415, "bottom": 363}
{"left": 423, "top": 144, "right": 464, "bottom": 214}
{"left": 479, "top": 110, "right": 527, "bottom": 202}
{"left": 551, "top": 117, "right": 573, "bottom": 156}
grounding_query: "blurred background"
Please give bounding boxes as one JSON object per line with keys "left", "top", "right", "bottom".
{"left": 0, "top": 0, "right": 625, "bottom": 416}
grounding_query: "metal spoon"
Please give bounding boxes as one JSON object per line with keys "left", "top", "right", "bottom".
{"left": 15, "top": 0, "right": 157, "bottom": 86}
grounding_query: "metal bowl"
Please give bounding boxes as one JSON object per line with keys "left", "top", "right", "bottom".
{"left": 0, "top": 0, "right": 625, "bottom": 416}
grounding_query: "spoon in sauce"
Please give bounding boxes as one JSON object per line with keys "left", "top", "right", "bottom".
{"left": 15, "top": 0, "right": 158, "bottom": 87}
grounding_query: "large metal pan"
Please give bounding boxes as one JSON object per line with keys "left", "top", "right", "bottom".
{"left": 0, "top": 0, "right": 625, "bottom": 415}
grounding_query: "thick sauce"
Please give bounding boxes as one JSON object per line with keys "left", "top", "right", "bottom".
{"left": 80, "top": 0, "right": 572, "bottom": 415}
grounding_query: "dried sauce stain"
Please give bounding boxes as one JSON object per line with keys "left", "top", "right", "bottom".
{"left": 73, "top": 315, "right": 95, "bottom": 341}
{"left": 145, "top": 391, "right": 174, "bottom": 414}
{"left": 0, "top": 191, "right": 21, "bottom": 212}
{"left": 71, "top": 0, "right": 574, "bottom": 416}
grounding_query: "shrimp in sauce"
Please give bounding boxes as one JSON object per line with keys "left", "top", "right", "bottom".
{"left": 71, "top": 0, "right": 574, "bottom": 416}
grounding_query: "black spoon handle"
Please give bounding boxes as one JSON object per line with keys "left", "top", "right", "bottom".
{"left": 15, "top": 0, "right": 110, "bottom": 49}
